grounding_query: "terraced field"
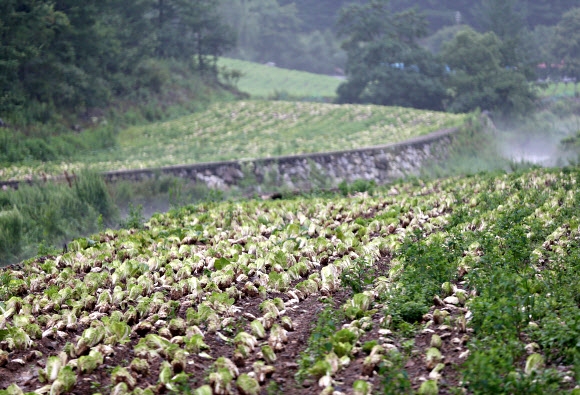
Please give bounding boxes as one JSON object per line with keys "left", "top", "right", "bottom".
{"left": 1, "top": 167, "right": 580, "bottom": 394}
{"left": 1, "top": 101, "right": 465, "bottom": 181}
{"left": 217, "top": 58, "right": 342, "bottom": 99}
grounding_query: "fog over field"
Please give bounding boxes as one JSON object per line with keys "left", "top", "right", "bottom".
{"left": 498, "top": 111, "right": 580, "bottom": 166}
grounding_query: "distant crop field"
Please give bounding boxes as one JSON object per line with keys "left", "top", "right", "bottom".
{"left": 0, "top": 101, "right": 465, "bottom": 180}
{"left": 537, "top": 81, "right": 578, "bottom": 98}
{"left": 218, "top": 58, "right": 342, "bottom": 99}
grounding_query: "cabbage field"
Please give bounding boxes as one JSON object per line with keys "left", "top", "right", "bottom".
{"left": 0, "top": 101, "right": 465, "bottom": 182}
{"left": 1, "top": 167, "right": 580, "bottom": 394}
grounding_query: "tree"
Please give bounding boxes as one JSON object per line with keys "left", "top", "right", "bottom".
{"left": 441, "top": 28, "right": 536, "bottom": 116}
{"left": 0, "top": 0, "right": 237, "bottom": 119}
{"left": 278, "top": 0, "right": 353, "bottom": 33}
{"left": 335, "top": 0, "right": 447, "bottom": 110}
{"left": 473, "top": 0, "right": 539, "bottom": 81}
{"left": 0, "top": 0, "right": 154, "bottom": 112}
{"left": 475, "top": 0, "right": 525, "bottom": 41}
{"left": 221, "top": 0, "right": 301, "bottom": 65}
{"left": 553, "top": 7, "right": 580, "bottom": 95}
{"left": 525, "top": 1, "right": 580, "bottom": 28}
{"left": 519, "top": 25, "right": 558, "bottom": 80}
{"left": 0, "top": 1, "right": 67, "bottom": 112}
{"left": 154, "top": 0, "right": 235, "bottom": 71}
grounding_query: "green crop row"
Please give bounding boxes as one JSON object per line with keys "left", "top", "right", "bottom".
{"left": 1, "top": 167, "right": 579, "bottom": 394}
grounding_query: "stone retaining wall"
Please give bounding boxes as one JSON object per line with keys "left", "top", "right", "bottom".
{"left": 1, "top": 128, "right": 457, "bottom": 191}
{"left": 101, "top": 128, "right": 456, "bottom": 191}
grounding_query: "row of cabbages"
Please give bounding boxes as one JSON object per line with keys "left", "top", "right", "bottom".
{"left": 0, "top": 180, "right": 459, "bottom": 394}
{"left": 283, "top": 168, "right": 580, "bottom": 395}
{"left": 6, "top": 168, "right": 576, "bottom": 394}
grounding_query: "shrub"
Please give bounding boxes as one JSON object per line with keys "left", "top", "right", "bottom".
{"left": 74, "top": 170, "right": 116, "bottom": 220}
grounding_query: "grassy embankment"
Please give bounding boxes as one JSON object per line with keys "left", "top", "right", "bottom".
{"left": 1, "top": 101, "right": 465, "bottom": 181}
{"left": 1, "top": 166, "right": 580, "bottom": 394}
{"left": 0, "top": 59, "right": 240, "bottom": 178}
{"left": 217, "top": 58, "right": 342, "bottom": 99}
{"left": 0, "top": 58, "right": 240, "bottom": 266}
{"left": 0, "top": 58, "right": 342, "bottom": 182}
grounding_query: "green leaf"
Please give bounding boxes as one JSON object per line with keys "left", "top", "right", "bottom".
{"left": 214, "top": 258, "right": 230, "bottom": 271}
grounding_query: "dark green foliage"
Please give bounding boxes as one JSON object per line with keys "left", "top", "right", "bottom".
{"left": 295, "top": 302, "right": 344, "bottom": 383}
{"left": 73, "top": 170, "right": 116, "bottom": 221}
{"left": 553, "top": 8, "right": 580, "bottom": 86}
{"left": 154, "top": 0, "right": 236, "bottom": 68}
{"left": 340, "top": 258, "right": 376, "bottom": 293}
{"left": 120, "top": 203, "right": 145, "bottom": 231}
{"left": 475, "top": 0, "right": 525, "bottom": 41}
{"left": 279, "top": 0, "right": 580, "bottom": 36}
{"left": 221, "top": 0, "right": 345, "bottom": 75}
{"left": 375, "top": 167, "right": 580, "bottom": 393}
{"left": 338, "top": 179, "right": 376, "bottom": 196}
{"left": 437, "top": 171, "right": 579, "bottom": 393}
{"left": 377, "top": 350, "right": 412, "bottom": 394}
{"left": 0, "top": 0, "right": 236, "bottom": 125}
{"left": 390, "top": 228, "right": 463, "bottom": 306}
{"left": 0, "top": 125, "right": 117, "bottom": 165}
{"left": 385, "top": 0, "right": 578, "bottom": 33}
{"left": 441, "top": 28, "right": 536, "bottom": 117}
{"left": 362, "top": 340, "right": 378, "bottom": 354}
{"left": 336, "top": 0, "right": 447, "bottom": 110}
{"left": 278, "top": 0, "right": 352, "bottom": 33}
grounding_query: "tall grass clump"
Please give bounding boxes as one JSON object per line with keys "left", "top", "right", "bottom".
{"left": 0, "top": 125, "right": 117, "bottom": 165}
{"left": 0, "top": 208, "right": 24, "bottom": 263}
{"left": 0, "top": 171, "right": 117, "bottom": 266}
{"left": 74, "top": 170, "right": 116, "bottom": 220}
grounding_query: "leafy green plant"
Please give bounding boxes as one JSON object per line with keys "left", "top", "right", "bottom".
{"left": 340, "top": 259, "right": 376, "bottom": 294}
{"left": 338, "top": 179, "right": 376, "bottom": 196}
{"left": 397, "top": 302, "right": 428, "bottom": 324}
{"left": 378, "top": 350, "right": 412, "bottom": 395}
{"left": 120, "top": 203, "right": 145, "bottom": 230}
{"left": 295, "top": 302, "right": 344, "bottom": 383}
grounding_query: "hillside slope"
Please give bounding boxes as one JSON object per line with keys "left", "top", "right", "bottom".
{"left": 1, "top": 101, "right": 465, "bottom": 181}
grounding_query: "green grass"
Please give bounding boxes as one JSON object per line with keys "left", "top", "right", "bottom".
{"left": 1, "top": 101, "right": 465, "bottom": 180}
{"left": 0, "top": 171, "right": 116, "bottom": 265}
{"left": 537, "top": 82, "right": 579, "bottom": 98}
{"left": 218, "top": 58, "right": 342, "bottom": 99}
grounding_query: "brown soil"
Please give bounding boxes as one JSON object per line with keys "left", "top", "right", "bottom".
{"left": 0, "top": 187, "right": 466, "bottom": 394}
{"left": 0, "top": 281, "right": 354, "bottom": 394}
